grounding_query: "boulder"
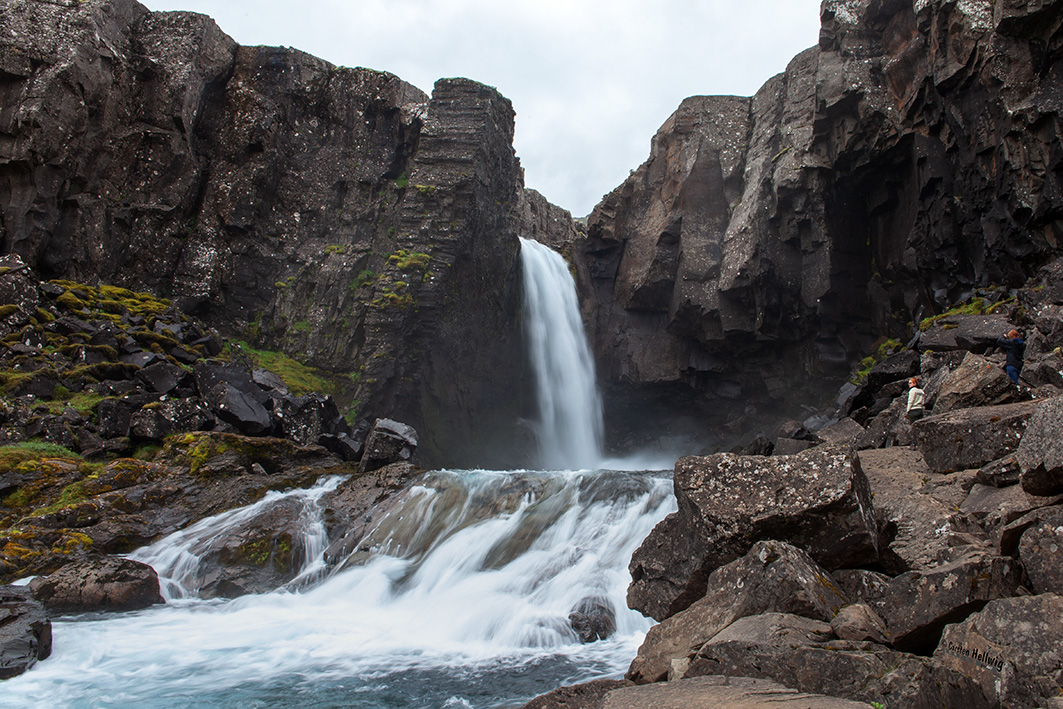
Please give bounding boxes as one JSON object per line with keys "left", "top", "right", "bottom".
{"left": 275, "top": 393, "right": 342, "bottom": 447}
{"left": 357, "top": 419, "right": 418, "bottom": 473}
{"left": 1015, "top": 396, "right": 1063, "bottom": 496}
{"left": 863, "top": 349, "right": 921, "bottom": 392}
{"left": 0, "top": 255, "right": 42, "bottom": 317}
{"left": 210, "top": 383, "right": 273, "bottom": 436}
{"left": 830, "top": 603, "right": 891, "bottom": 644}
{"left": 772, "top": 437, "right": 812, "bottom": 455}
{"left": 913, "top": 401, "right": 1038, "bottom": 474}
{"left": 932, "top": 352, "right": 1022, "bottom": 414}
{"left": 813, "top": 417, "right": 865, "bottom": 445}
{"left": 873, "top": 550, "right": 1022, "bottom": 653}
{"left": 628, "top": 446, "right": 876, "bottom": 622}
{"left": 0, "top": 585, "right": 52, "bottom": 680}
{"left": 1017, "top": 506, "right": 1063, "bottom": 594}
{"left": 29, "top": 556, "right": 163, "bottom": 612}
{"left": 918, "top": 314, "right": 1013, "bottom": 354}
{"left": 935, "top": 594, "right": 1063, "bottom": 709}
{"left": 601, "top": 675, "right": 870, "bottom": 709}
{"left": 627, "top": 540, "right": 849, "bottom": 684}
{"left": 135, "top": 362, "right": 188, "bottom": 395}
{"left": 960, "top": 483, "right": 1061, "bottom": 543}
{"left": 857, "top": 447, "right": 985, "bottom": 573}
{"left": 130, "top": 399, "right": 215, "bottom": 440}
{"left": 976, "top": 455, "right": 1023, "bottom": 487}
{"left": 567, "top": 596, "right": 616, "bottom": 643}
{"left": 683, "top": 613, "right": 987, "bottom": 709}
{"left": 831, "top": 568, "right": 891, "bottom": 607}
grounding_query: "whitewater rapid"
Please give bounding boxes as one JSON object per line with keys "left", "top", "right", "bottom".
{"left": 0, "top": 469, "right": 675, "bottom": 708}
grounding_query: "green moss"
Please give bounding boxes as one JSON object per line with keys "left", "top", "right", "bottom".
{"left": 413, "top": 184, "right": 436, "bottom": 194}
{"left": 0, "top": 442, "right": 81, "bottom": 475}
{"left": 388, "top": 249, "right": 430, "bottom": 270}
{"left": 324, "top": 244, "right": 348, "bottom": 255}
{"left": 919, "top": 298, "right": 987, "bottom": 331}
{"left": 0, "top": 304, "right": 19, "bottom": 319}
{"left": 56, "top": 291, "right": 88, "bottom": 312}
{"left": 851, "top": 338, "right": 904, "bottom": 384}
{"left": 351, "top": 270, "right": 378, "bottom": 290}
{"left": 34, "top": 308, "right": 55, "bottom": 323}
{"left": 393, "top": 172, "right": 409, "bottom": 189}
{"left": 293, "top": 320, "right": 310, "bottom": 333}
{"left": 228, "top": 342, "right": 335, "bottom": 396}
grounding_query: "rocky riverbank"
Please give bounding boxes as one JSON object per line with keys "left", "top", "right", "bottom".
{"left": 522, "top": 263, "right": 1063, "bottom": 707}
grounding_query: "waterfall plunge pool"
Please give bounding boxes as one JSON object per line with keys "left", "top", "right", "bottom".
{"left": 2, "top": 467, "right": 676, "bottom": 709}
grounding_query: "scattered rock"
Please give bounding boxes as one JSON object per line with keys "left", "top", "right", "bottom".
{"left": 29, "top": 557, "right": 163, "bottom": 612}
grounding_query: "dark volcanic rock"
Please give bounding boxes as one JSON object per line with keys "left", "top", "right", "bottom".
{"left": 358, "top": 418, "right": 418, "bottom": 473}
{"left": 567, "top": 596, "right": 617, "bottom": 644}
{"left": 1015, "top": 396, "right": 1063, "bottom": 496}
{"left": 683, "top": 613, "right": 987, "bottom": 709}
{"left": 627, "top": 540, "right": 849, "bottom": 684}
{"left": 0, "top": 585, "right": 51, "bottom": 680}
{"left": 934, "top": 594, "right": 1063, "bottom": 709}
{"left": 1017, "top": 507, "right": 1063, "bottom": 594}
{"left": 913, "top": 401, "right": 1038, "bottom": 474}
{"left": 628, "top": 446, "right": 876, "bottom": 622}
{"left": 29, "top": 556, "right": 162, "bottom": 612}
{"left": 932, "top": 352, "right": 1022, "bottom": 414}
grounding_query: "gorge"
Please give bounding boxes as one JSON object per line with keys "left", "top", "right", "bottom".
{"left": 3, "top": 0, "right": 1063, "bottom": 707}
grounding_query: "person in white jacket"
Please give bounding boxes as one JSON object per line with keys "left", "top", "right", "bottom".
{"left": 906, "top": 377, "right": 925, "bottom": 423}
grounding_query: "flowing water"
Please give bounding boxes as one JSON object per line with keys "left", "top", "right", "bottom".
{"left": 2, "top": 239, "right": 678, "bottom": 708}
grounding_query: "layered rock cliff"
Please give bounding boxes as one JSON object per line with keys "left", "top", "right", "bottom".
{"left": 0, "top": 0, "right": 575, "bottom": 466}
{"left": 581, "top": 0, "right": 1063, "bottom": 439}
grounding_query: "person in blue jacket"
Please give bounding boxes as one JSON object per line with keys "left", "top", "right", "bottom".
{"left": 997, "top": 329, "right": 1026, "bottom": 384}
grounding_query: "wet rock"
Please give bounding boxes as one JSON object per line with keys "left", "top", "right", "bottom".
{"left": 873, "top": 551, "right": 1022, "bottom": 653}
{"left": 913, "top": 401, "right": 1038, "bottom": 474}
{"left": 567, "top": 596, "right": 616, "bottom": 643}
{"left": 209, "top": 383, "right": 273, "bottom": 436}
{"left": 275, "top": 393, "right": 341, "bottom": 447}
{"left": 1015, "top": 395, "right": 1063, "bottom": 496}
{"left": 1017, "top": 507, "right": 1063, "bottom": 594}
{"left": 29, "top": 557, "right": 163, "bottom": 613}
{"left": 0, "top": 585, "right": 52, "bottom": 680}
{"left": 932, "top": 352, "right": 1022, "bottom": 414}
{"left": 627, "top": 540, "right": 849, "bottom": 684}
{"left": 357, "top": 419, "right": 418, "bottom": 473}
{"left": 684, "top": 613, "right": 987, "bottom": 709}
{"left": 519, "top": 679, "right": 634, "bottom": 709}
{"left": 934, "top": 594, "right": 1063, "bottom": 709}
{"left": 628, "top": 446, "right": 875, "bottom": 622}
{"left": 602, "top": 675, "right": 871, "bottom": 709}
{"left": 317, "top": 432, "right": 362, "bottom": 462}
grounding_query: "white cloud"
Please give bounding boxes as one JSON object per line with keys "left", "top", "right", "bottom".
{"left": 143, "top": 0, "right": 823, "bottom": 215}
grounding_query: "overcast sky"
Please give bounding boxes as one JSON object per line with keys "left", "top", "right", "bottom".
{"left": 141, "top": 0, "right": 824, "bottom": 217}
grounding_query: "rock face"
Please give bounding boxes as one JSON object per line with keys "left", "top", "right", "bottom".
{"left": 0, "top": 585, "right": 51, "bottom": 679}
{"left": 0, "top": 0, "right": 572, "bottom": 467}
{"left": 29, "top": 557, "right": 162, "bottom": 612}
{"left": 578, "top": 0, "right": 1063, "bottom": 431}
{"left": 628, "top": 446, "right": 876, "bottom": 621}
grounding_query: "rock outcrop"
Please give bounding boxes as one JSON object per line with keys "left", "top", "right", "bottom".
{"left": 577, "top": 0, "right": 1063, "bottom": 439}
{"left": 0, "top": 0, "right": 576, "bottom": 467}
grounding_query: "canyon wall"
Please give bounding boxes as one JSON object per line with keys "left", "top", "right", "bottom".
{"left": 581, "top": 0, "right": 1063, "bottom": 442}
{"left": 0, "top": 0, "right": 577, "bottom": 466}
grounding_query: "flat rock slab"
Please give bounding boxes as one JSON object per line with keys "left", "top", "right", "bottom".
{"left": 684, "top": 613, "right": 986, "bottom": 709}
{"left": 933, "top": 352, "right": 1020, "bottom": 414}
{"left": 628, "top": 446, "right": 876, "bottom": 621}
{"left": 913, "top": 401, "right": 1038, "bottom": 474}
{"left": 918, "top": 314, "right": 1012, "bottom": 353}
{"left": 628, "top": 540, "right": 848, "bottom": 684}
{"left": 601, "top": 675, "right": 872, "bottom": 709}
{"left": 29, "top": 556, "right": 163, "bottom": 613}
{"left": 935, "top": 594, "right": 1063, "bottom": 709}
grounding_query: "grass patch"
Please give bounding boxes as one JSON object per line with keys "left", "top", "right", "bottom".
{"left": 228, "top": 341, "right": 335, "bottom": 396}
{"left": 851, "top": 338, "right": 903, "bottom": 385}
{"left": 0, "top": 442, "right": 81, "bottom": 474}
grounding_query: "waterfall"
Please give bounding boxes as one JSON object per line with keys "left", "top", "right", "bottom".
{"left": 1, "top": 470, "right": 676, "bottom": 709}
{"left": 520, "top": 237, "right": 604, "bottom": 469}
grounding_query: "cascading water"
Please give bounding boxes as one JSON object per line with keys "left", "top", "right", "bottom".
{"left": 520, "top": 237, "right": 604, "bottom": 469}
{"left": 1, "top": 470, "right": 675, "bottom": 708}
{"left": 1, "top": 236, "right": 680, "bottom": 709}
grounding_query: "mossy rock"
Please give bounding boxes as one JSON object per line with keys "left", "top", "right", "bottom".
{"left": 56, "top": 290, "right": 89, "bottom": 312}
{"left": 0, "top": 304, "right": 20, "bottom": 319}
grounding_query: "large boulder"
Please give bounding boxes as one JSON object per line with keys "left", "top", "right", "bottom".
{"left": 918, "top": 314, "right": 1013, "bottom": 354}
{"left": 628, "top": 446, "right": 876, "bottom": 621}
{"left": 519, "top": 679, "right": 634, "bottom": 709}
{"left": 873, "top": 550, "right": 1022, "bottom": 653}
{"left": 858, "top": 447, "right": 986, "bottom": 573}
{"left": 913, "top": 401, "right": 1039, "bottom": 474}
{"left": 960, "top": 483, "right": 1061, "bottom": 544}
{"left": 627, "top": 541, "right": 849, "bottom": 684}
{"left": 0, "top": 585, "right": 52, "bottom": 680}
{"left": 934, "top": 594, "right": 1063, "bottom": 709}
{"left": 1015, "top": 396, "right": 1063, "bottom": 496}
{"left": 29, "top": 556, "right": 163, "bottom": 612}
{"left": 932, "top": 352, "right": 1021, "bottom": 414}
{"left": 357, "top": 419, "right": 418, "bottom": 473}
{"left": 682, "top": 613, "right": 986, "bottom": 709}
{"left": 1017, "top": 506, "right": 1063, "bottom": 594}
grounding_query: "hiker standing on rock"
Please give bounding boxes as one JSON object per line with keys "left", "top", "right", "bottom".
{"left": 997, "top": 329, "right": 1026, "bottom": 384}
{"left": 906, "top": 377, "right": 925, "bottom": 423}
